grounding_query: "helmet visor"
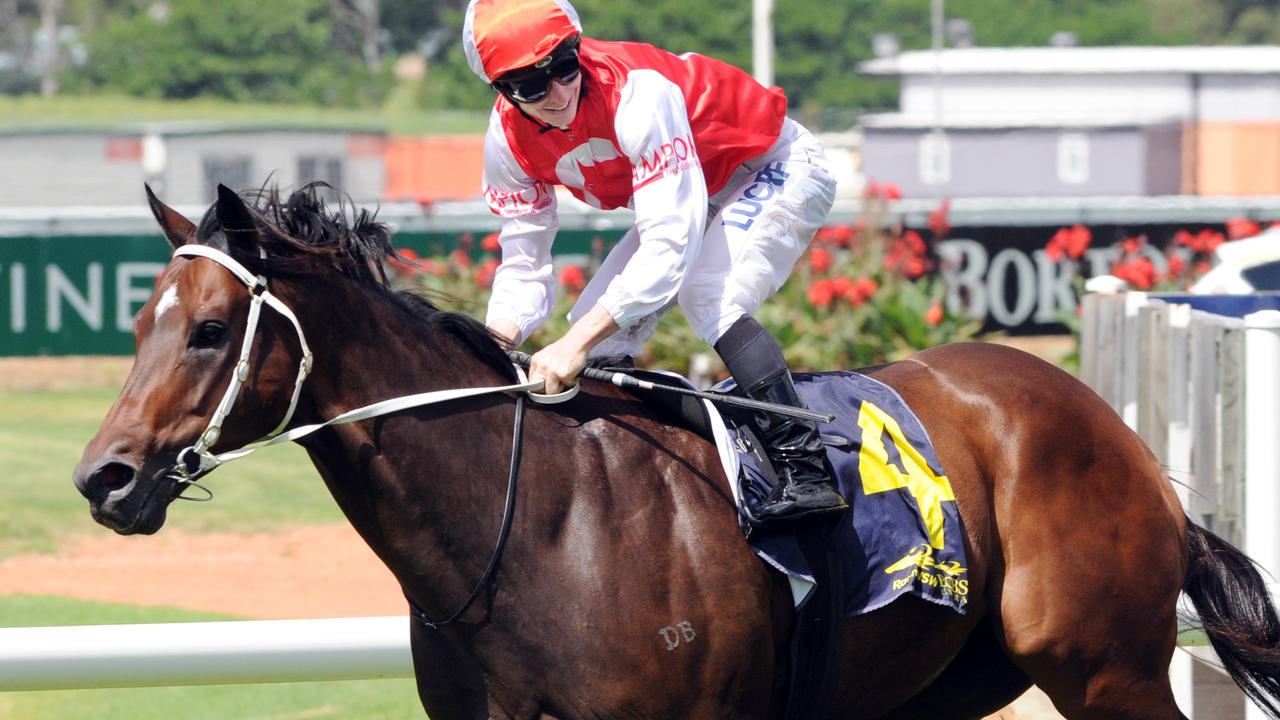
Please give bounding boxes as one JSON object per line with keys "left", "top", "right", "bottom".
{"left": 493, "top": 36, "right": 581, "bottom": 104}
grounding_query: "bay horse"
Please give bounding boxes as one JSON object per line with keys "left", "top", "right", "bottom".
{"left": 75, "top": 184, "right": 1280, "bottom": 719}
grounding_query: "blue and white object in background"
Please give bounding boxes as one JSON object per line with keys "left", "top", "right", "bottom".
{"left": 1191, "top": 227, "right": 1280, "bottom": 294}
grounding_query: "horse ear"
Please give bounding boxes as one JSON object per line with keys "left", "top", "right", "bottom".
{"left": 145, "top": 184, "right": 196, "bottom": 249}
{"left": 214, "top": 184, "right": 261, "bottom": 254}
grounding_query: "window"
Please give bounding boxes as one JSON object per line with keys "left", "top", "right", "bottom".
{"left": 1057, "top": 133, "right": 1089, "bottom": 185}
{"left": 298, "top": 156, "right": 344, "bottom": 198}
{"left": 202, "top": 157, "right": 252, "bottom": 202}
{"left": 919, "top": 131, "right": 951, "bottom": 185}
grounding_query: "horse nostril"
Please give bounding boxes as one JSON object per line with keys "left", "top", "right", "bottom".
{"left": 92, "top": 463, "right": 136, "bottom": 492}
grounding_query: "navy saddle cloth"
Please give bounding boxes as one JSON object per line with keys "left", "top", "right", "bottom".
{"left": 712, "top": 370, "right": 970, "bottom": 618}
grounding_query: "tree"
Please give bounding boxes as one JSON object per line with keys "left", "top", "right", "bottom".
{"left": 69, "top": 0, "right": 391, "bottom": 105}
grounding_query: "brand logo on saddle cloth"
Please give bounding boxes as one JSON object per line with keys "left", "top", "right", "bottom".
{"left": 729, "top": 370, "right": 970, "bottom": 616}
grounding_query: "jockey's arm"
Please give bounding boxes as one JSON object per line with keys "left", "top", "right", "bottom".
{"left": 481, "top": 110, "right": 560, "bottom": 347}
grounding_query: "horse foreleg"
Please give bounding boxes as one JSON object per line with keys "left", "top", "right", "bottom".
{"left": 409, "top": 617, "right": 491, "bottom": 719}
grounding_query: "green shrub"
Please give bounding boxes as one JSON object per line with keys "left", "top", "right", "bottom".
{"left": 390, "top": 196, "right": 988, "bottom": 376}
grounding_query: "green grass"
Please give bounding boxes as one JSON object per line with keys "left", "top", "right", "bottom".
{"left": 0, "top": 386, "right": 346, "bottom": 559}
{"left": 0, "top": 93, "right": 489, "bottom": 135}
{"left": 0, "top": 596, "right": 423, "bottom": 720}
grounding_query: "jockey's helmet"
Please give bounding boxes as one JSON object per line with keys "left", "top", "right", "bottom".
{"left": 463, "top": 0, "right": 583, "bottom": 84}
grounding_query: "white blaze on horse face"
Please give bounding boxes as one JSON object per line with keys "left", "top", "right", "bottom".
{"left": 154, "top": 283, "right": 180, "bottom": 324}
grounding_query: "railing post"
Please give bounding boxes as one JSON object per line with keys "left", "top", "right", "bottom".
{"left": 1244, "top": 310, "right": 1280, "bottom": 615}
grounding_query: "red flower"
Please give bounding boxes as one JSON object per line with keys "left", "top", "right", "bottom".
{"left": 1119, "top": 235, "right": 1147, "bottom": 257}
{"left": 924, "top": 303, "right": 944, "bottom": 326}
{"left": 809, "top": 246, "right": 833, "bottom": 274}
{"left": 389, "top": 248, "right": 422, "bottom": 276}
{"left": 813, "top": 224, "right": 854, "bottom": 248}
{"left": 1200, "top": 229, "right": 1225, "bottom": 255}
{"left": 830, "top": 276, "right": 852, "bottom": 297}
{"left": 862, "top": 179, "right": 883, "bottom": 200}
{"left": 1045, "top": 228, "right": 1069, "bottom": 262}
{"left": 1065, "top": 224, "right": 1091, "bottom": 258}
{"left": 849, "top": 277, "right": 878, "bottom": 307}
{"left": 928, "top": 199, "right": 951, "bottom": 239}
{"left": 1166, "top": 252, "right": 1186, "bottom": 280}
{"left": 882, "top": 183, "right": 903, "bottom": 200}
{"left": 807, "top": 279, "right": 836, "bottom": 308}
{"left": 1179, "top": 229, "right": 1226, "bottom": 255}
{"left": 1226, "top": 217, "right": 1261, "bottom": 241}
{"left": 481, "top": 231, "right": 501, "bottom": 253}
{"left": 885, "top": 230, "right": 932, "bottom": 279}
{"left": 451, "top": 248, "right": 473, "bottom": 269}
{"left": 559, "top": 264, "right": 586, "bottom": 293}
{"left": 474, "top": 258, "right": 499, "bottom": 288}
{"left": 1111, "top": 257, "right": 1157, "bottom": 290}
{"left": 1047, "top": 225, "right": 1092, "bottom": 263}
{"left": 420, "top": 258, "right": 447, "bottom": 277}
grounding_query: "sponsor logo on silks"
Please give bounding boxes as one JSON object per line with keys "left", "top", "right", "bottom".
{"left": 885, "top": 543, "right": 969, "bottom": 604}
{"left": 722, "top": 162, "right": 790, "bottom": 231}
{"left": 631, "top": 134, "right": 700, "bottom": 190}
{"left": 484, "top": 183, "right": 553, "bottom": 218}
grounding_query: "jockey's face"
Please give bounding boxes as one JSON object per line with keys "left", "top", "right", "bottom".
{"left": 519, "top": 72, "right": 581, "bottom": 128}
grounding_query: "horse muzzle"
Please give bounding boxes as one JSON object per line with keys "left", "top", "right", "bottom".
{"left": 73, "top": 459, "right": 173, "bottom": 535}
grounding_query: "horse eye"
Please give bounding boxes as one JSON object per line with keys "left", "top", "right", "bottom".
{"left": 191, "top": 321, "right": 227, "bottom": 348}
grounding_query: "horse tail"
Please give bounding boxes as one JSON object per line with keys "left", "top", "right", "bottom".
{"left": 1183, "top": 521, "right": 1280, "bottom": 716}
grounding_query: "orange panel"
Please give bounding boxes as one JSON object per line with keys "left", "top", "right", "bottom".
{"left": 1196, "top": 123, "right": 1280, "bottom": 196}
{"left": 384, "top": 135, "right": 486, "bottom": 203}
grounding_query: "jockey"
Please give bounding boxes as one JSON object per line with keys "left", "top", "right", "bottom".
{"left": 463, "top": 0, "right": 846, "bottom": 526}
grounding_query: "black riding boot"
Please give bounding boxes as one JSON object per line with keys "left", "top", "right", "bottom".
{"left": 714, "top": 317, "right": 848, "bottom": 526}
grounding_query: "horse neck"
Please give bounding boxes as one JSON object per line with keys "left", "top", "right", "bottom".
{"left": 291, "top": 280, "right": 506, "bottom": 413}
{"left": 285, "top": 278, "right": 520, "bottom": 615}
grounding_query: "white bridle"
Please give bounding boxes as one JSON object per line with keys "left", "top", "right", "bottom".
{"left": 167, "top": 244, "right": 565, "bottom": 494}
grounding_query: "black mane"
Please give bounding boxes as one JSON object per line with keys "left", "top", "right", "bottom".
{"left": 196, "top": 183, "right": 515, "bottom": 381}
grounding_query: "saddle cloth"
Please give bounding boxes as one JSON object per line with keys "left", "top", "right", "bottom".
{"left": 692, "top": 370, "right": 970, "bottom": 618}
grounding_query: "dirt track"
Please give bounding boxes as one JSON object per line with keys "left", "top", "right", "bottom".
{"left": 0, "top": 524, "right": 405, "bottom": 619}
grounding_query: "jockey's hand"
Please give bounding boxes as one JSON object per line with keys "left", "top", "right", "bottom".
{"left": 527, "top": 303, "right": 622, "bottom": 394}
{"left": 529, "top": 336, "right": 590, "bottom": 394}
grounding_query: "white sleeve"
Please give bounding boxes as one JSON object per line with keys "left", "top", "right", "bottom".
{"left": 480, "top": 109, "right": 560, "bottom": 343}
{"left": 599, "top": 69, "right": 708, "bottom": 330}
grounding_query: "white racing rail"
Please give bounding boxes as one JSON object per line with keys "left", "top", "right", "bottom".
{"left": 0, "top": 616, "right": 412, "bottom": 691}
{"left": 0, "top": 612, "right": 1223, "bottom": 691}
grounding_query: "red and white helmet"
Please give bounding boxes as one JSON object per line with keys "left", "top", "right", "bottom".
{"left": 463, "top": 0, "right": 583, "bottom": 83}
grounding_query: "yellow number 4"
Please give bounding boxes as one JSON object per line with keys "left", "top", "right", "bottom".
{"left": 857, "top": 401, "right": 956, "bottom": 550}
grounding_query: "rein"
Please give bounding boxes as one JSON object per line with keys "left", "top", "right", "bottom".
{"left": 167, "top": 244, "right": 549, "bottom": 629}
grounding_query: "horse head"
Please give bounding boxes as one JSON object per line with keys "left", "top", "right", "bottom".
{"left": 73, "top": 185, "right": 325, "bottom": 534}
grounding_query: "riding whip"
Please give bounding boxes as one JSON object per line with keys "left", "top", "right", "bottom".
{"left": 507, "top": 351, "right": 835, "bottom": 424}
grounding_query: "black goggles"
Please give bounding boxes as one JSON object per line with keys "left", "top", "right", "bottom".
{"left": 493, "top": 37, "right": 582, "bottom": 104}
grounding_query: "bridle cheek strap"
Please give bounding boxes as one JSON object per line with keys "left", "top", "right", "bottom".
{"left": 166, "top": 244, "right": 543, "bottom": 492}
{"left": 172, "top": 244, "right": 314, "bottom": 482}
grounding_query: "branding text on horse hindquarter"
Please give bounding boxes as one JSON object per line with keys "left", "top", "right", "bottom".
{"left": 658, "top": 621, "right": 696, "bottom": 651}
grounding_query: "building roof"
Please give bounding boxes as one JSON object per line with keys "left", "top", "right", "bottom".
{"left": 858, "top": 112, "right": 1181, "bottom": 130}
{"left": 860, "top": 45, "right": 1280, "bottom": 76}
